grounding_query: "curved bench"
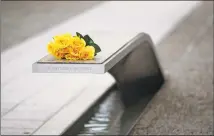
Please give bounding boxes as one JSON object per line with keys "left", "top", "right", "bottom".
{"left": 33, "top": 32, "right": 165, "bottom": 135}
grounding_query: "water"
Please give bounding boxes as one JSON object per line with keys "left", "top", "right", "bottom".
{"left": 63, "top": 73, "right": 164, "bottom": 135}
{"left": 76, "top": 89, "right": 154, "bottom": 135}
{"left": 78, "top": 90, "right": 124, "bottom": 135}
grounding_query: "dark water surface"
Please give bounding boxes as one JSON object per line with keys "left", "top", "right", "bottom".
{"left": 62, "top": 73, "right": 164, "bottom": 135}
{"left": 76, "top": 89, "right": 154, "bottom": 135}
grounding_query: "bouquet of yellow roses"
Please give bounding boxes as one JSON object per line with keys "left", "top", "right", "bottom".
{"left": 47, "top": 32, "right": 101, "bottom": 60}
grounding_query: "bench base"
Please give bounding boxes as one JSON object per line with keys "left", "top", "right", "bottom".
{"left": 109, "top": 35, "right": 165, "bottom": 108}
{"left": 62, "top": 33, "right": 165, "bottom": 135}
{"left": 63, "top": 85, "right": 156, "bottom": 135}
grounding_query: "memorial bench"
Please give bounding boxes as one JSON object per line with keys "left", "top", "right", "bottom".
{"left": 33, "top": 32, "right": 165, "bottom": 135}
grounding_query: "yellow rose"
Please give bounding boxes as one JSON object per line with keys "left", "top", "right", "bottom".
{"left": 53, "top": 33, "right": 72, "bottom": 44}
{"left": 80, "top": 46, "right": 95, "bottom": 60}
{"left": 69, "top": 36, "right": 86, "bottom": 56}
{"left": 71, "top": 36, "right": 86, "bottom": 47}
{"left": 58, "top": 47, "right": 70, "bottom": 54}
{"left": 47, "top": 33, "right": 74, "bottom": 59}
{"left": 65, "top": 54, "right": 79, "bottom": 60}
{"left": 47, "top": 42, "right": 65, "bottom": 59}
{"left": 53, "top": 51, "right": 64, "bottom": 59}
{"left": 47, "top": 42, "right": 54, "bottom": 54}
{"left": 52, "top": 33, "right": 73, "bottom": 50}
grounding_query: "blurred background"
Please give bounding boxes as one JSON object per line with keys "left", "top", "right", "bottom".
{"left": 1, "top": 1, "right": 103, "bottom": 51}
{"left": 1, "top": 1, "right": 213, "bottom": 135}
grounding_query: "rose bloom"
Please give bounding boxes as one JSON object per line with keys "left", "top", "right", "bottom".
{"left": 58, "top": 47, "right": 70, "bottom": 54}
{"left": 65, "top": 53, "right": 80, "bottom": 60}
{"left": 48, "top": 33, "right": 73, "bottom": 52}
{"left": 47, "top": 33, "right": 74, "bottom": 59}
{"left": 47, "top": 42, "right": 65, "bottom": 59}
{"left": 54, "top": 51, "right": 65, "bottom": 59}
{"left": 69, "top": 36, "right": 86, "bottom": 56}
{"left": 47, "top": 42, "right": 54, "bottom": 54}
{"left": 80, "top": 46, "right": 95, "bottom": 60}
{"left": 47, "top": 41, "right": 61, "bottom": 53}
{"left": 53, "top": 33, "right": 73, "bottom": 48}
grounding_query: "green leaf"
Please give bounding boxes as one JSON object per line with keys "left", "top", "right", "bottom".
{"left": 91, "top": 43, "right": 101, "bottom": 54}
{"left": 84, "top": 35, "right": 94, "bottom": 45}
{"left": 88, "top": 40, "right": 94, "bottom": 45}
{"left": 76, "top": 32, "right": 84, "bottom": 39}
